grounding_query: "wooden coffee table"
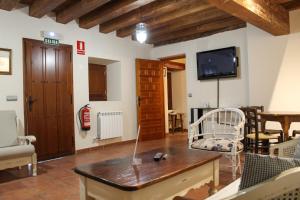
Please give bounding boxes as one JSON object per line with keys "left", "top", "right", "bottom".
{"left": 74, "top": 147, "right": 221, "bottom": 200}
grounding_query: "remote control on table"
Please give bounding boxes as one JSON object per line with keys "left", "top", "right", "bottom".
{"left": 154, "top": 152, "right": 164, "bottom": 161}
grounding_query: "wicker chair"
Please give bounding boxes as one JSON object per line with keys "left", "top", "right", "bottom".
{"left": 189, "top": 108, "right": 245, "bottom": 180}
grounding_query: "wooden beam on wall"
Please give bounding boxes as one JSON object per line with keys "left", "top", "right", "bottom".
{"left": 150, "top": 8, "right": 230, "bottom": 40}
{"left": 154, "top": 23, "right": 246, "bottom": 46}
{"left": 29, "top": 0, "right": 68, "bottom": 18}
{"left": 56, "top": 0, "right": 109, "bottom": 24}
{"left": 149, "top": 17, "right": 245, "bottom": 44}
{"left": 160, "top": 54, "right": 186, "bottom": 61}
{"left": 117, "top": 0, "right": 213, "bottom": 38}
{"left": 0, "top": 0, "right": 18, "bottom": 11}
{"left": 207, "top": 0, "right": 290, "bottom": 36}
{"left": 79, "top": 0, "right": 155, "bottom": 29}
{"left": 99, "top": 0, "right": 196, "bottom": 34}
{"left": 163, "top": 61, "right": 185, "bottom": 71}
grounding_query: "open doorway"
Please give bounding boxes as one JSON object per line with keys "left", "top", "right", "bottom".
{"left": 160, "top": 55, "right": 188, "bottom": 134}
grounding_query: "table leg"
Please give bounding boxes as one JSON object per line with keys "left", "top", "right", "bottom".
{"left": 80, "top": 176, "right": 94, "bottom": 200}
{"left": 172, "top": 115, "right": 176, "bottom": 134}
{"left": 210, "top": 159, "right": 219, "bottom": 194}
{"left": 180, "top": 114, "right": 183, "bottom": 132}
{"left": 280, "top": 117, "right": 291, "bottom": 141}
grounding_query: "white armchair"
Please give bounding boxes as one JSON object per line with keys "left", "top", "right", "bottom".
{"left": 208, "top": 138, "right": 300, "bottom": 200}
{"left": 0, "top": 111, "right": 37, "bottom": 176}
{"left": 189, "top": 108, "right": 245, "bottom": 179}
{"left": 269, "top": 137, "right": 300, "bottom": 158}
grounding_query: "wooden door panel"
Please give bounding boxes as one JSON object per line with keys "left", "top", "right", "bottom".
{"left": 136, "top": 59, "right": 165, "bottom": 141}
{"left": 24, "top": 39, "right": 74, "bottom": 161}
{"left": 58, "top": 114, "right": 74, "bottom": 154}
{"left": 31, "top": 83, "right": 44, "bottom": 115}
{"left": 44, "top": 83, "right": 57, "bottom": 115}
{"left": 28, "top": 115, "right": 47, "bottom": 158}
{"left": 57, "top": 46, "right": 74, "bottom": 154}
{"left": 44, "top": 47, "right": 56, "bottom": 81}
{"left": 45, "top": 116, "right": 59, "bottom": 156}
{"left": 30, "top": 45, "right": 43, "bottom": 82}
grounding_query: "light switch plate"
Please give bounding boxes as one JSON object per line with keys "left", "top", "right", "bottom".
{"left": 6, "top": 96, "right": 18, "bottom": 101}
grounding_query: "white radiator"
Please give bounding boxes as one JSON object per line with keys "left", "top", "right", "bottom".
{"left": 97, "top": 112, "right": 123, "bottom": 140}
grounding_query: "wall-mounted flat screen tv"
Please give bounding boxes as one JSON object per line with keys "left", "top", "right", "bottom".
{"left": 197, "top": 47, "right": 238, "bottom": 80}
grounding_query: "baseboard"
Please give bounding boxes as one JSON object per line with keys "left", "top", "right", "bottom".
{"left": 76, "top": 139, "right": 136, "bottom": 154}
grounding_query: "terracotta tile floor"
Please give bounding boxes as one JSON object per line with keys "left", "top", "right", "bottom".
{"left": 0, "top": 133, "right": 241, "bottom": 200}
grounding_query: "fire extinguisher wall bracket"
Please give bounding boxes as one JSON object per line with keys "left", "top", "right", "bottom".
{"left": 78, "top": 104, "right": 91, "bottom": 131}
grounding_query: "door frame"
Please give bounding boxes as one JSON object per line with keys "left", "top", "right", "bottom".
{"left": 159, "top": 54, "right": 187, "bottom": 133}
{"left": 22, "top": 38, "right": 75, "bottom": 156}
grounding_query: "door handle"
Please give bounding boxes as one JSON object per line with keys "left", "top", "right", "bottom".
{"left": 28, "top": 96, "right": 37, "bottom": 112}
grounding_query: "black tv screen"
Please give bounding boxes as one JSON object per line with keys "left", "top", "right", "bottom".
{"left": 197, "top": 47, "right": 238, "bottom": 80}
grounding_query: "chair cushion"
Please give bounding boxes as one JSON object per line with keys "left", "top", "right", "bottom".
{"left": 0, "top": 111, "right": 18, "bottom": 147}
{"left": 265, "top": 129, "right": 282, "bottom": 134}
{"left": 239, "top": 153, "right": 300, "bottom": 190}
{"left": 0, "top": 145, "right": 35, "bottom": 160}
{"left": 246, "top": 133, "right": 279, "bottom": 140}
{"left": 191, "top": 138, "right": 243, "bottom": 152}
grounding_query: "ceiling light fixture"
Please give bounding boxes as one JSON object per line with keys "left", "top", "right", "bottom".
{"left": 135, "top": 23, "right": 147, "bottom": 44}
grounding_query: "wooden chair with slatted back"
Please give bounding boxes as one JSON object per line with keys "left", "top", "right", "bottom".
{"left": 240, "top": 107, "right": 282, "bottom": 154}
{"left": 251, "top": 106, "right": 283, "bottom": 141}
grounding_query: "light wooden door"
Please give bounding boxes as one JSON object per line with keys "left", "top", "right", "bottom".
{"left": 24, "top": 38, "right": 75, "bottom": 161}
{"left": 136, "top": 59, "right": 165, "bottom": 141}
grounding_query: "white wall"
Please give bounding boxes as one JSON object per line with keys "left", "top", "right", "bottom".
{"left": 107, "top": 62, "right": 121, "bottom": 101}
{"left": 247, "top": 10, "right": 300, "bottom": 131}
{"left": 171, "top": 70, "right": 188, "bottom": 129}
{"left": 0, "top": 8, "right": 151, "bottom": 150}
{"left": 151, "top": 28, "right": 249, "bottom": 124}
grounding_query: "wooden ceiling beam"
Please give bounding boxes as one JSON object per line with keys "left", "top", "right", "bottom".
{"left": 56, "top": 0, "right": 109, "bottom": 24}
{"left": 0, "top": 0, "right": 18, "bottom": 11}
{"left": 276, "top": 0, "right": 292, "bottom": 4}
{"left": 154, "top": 23, "right": 246, "bottom": 46}
{"left": 117, "top": 0, "right": 213, "bottom": 38}
{"left": 149, "top": 17, "right": 245, "bottom": 44}
{"left": 79, "top": 0, "right": 155, "bottom": 29}
{"left": 29, "top": 0, "right": 68, "bottom": 18}
{"left": 149, "top": 8, "right": 231, "bottom": 39}
{"left": 99, "top": 0, "right": 197, "bottom": 34}
{"left": 282, "top": 0, "right": 300, "bottom": 11}
{"left": 207, "top": 0, "right": 290, "bottom": 36}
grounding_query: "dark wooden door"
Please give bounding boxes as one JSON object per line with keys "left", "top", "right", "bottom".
{"left": 167, "top": 72, "right": 173, "bottom": 110}
{"left": 136, "top": 59, "right": 165, "bottom": 141}
{"left": 24, "top": 38, "right": 75, "bottom": 161}
{"left": 88, "top": 64, "right": 107, "bottom": 101}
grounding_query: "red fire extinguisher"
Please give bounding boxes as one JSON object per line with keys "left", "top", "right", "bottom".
{"left": 78, "top": 104, "right": 91, "bottom": 131}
